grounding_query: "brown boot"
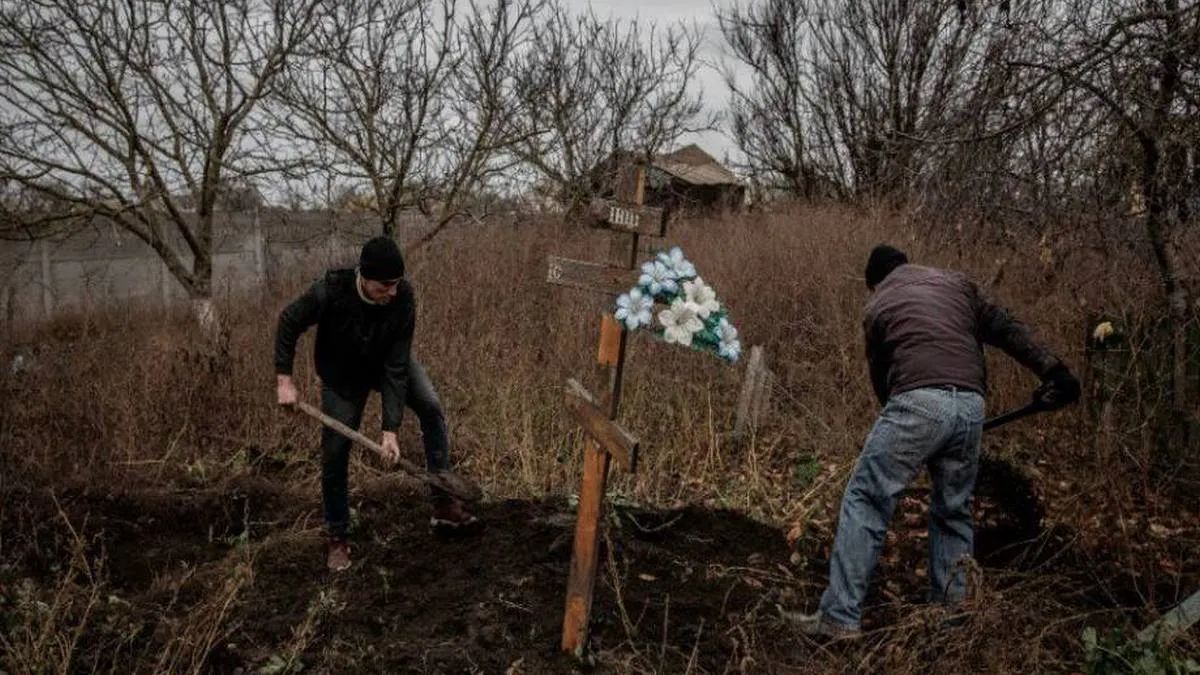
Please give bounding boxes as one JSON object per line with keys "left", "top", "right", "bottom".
{"left": 327, "top": 537, "right": 351, "bottom": 572}
{"left": 430, "top": 498, "right": 479, "bottom": 533}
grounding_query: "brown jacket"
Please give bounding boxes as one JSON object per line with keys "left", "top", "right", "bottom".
{"left": 863, "top": 264, "right": 1060, "bottom": 405}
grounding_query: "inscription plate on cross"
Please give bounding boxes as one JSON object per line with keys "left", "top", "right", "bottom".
{"left": 585, "top": 199, "right": 666, "bottom": 236}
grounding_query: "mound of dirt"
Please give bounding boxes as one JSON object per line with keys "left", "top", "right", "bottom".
{"left": 0, "top": 466, "right": 1122, "bottom": 673}
{"left": 4, "top": 476, "right": 822, "bottom": 672}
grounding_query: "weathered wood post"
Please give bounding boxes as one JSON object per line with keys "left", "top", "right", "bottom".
{"left": 733, "top": 345, "right": 774, "bottom": 439}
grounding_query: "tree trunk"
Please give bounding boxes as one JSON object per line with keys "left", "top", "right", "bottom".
{"left": 1141, "top": 142, "right": 1192, "bottom": 415}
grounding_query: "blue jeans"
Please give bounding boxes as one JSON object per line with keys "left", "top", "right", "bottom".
{"left": 321, "top": 357, "right": 451, "bottom": 538}
{"left": 818, "top": 387, "right": 985, "bottom": 629}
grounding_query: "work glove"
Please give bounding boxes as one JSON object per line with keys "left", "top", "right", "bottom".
{"left": 1034, "top": 363, "right": 1081, "bottom": 411}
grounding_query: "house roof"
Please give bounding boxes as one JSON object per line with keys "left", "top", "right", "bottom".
{"left": 651, "top": 144, "right": 741, "bottom": 187}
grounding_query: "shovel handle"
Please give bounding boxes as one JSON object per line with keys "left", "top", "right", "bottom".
{"left": 983, "top": 401, "right": 1045, "bottom": 432}
{"left": 297, "top": 401, "right": 392, "bottom": 460}
{"left": 292, "top": 400, "right": 481, "bottom": 502}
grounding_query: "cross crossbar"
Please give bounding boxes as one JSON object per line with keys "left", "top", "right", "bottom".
{"left": 564, "top": 378, "right": 639, "bottom": 471}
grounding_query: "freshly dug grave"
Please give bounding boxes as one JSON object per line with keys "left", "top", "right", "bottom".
{"left": 0, "top": 465, "right": 1162, "bottom": 674}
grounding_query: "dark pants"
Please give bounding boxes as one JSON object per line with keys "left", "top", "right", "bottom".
{"left": 321, "top": 357, "right": 451, "bottom": 538}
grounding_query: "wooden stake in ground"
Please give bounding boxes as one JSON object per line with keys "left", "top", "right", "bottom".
{"left": 733, "top": 345, "right": 773, "bottom": 439}
{"left": 546, "top": 164, "right": 665, "bottom": 656}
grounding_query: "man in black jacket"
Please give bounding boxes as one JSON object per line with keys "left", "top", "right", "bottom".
{"left": 792, "top": 245, "right": 1080, "bottom": 638}
{"left": 274, "top": 236, "right": 475, "bottom": 572}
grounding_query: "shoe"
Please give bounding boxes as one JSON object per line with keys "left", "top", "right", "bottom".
{"left": 430, "top": 499, "right": 480, "bottom": 532}
{"left": 327, "top": 538, "right": 351, "bottom": 572}
{"left": 779, "top": 606, "right": 863, "bottom": 640}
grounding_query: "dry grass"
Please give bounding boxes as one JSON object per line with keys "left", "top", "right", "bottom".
{"left": 1, "top": 203, "right": 1197, "bottom": 672}
{"left": 0, "top": 498, "right": 103, "bottom": 675}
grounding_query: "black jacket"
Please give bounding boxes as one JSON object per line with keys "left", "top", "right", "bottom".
{"left": 864, "top": 264, "right": 1061, "bottom": 405}
{"left": 274, "top": 269, "right": 415, "bottom": 431}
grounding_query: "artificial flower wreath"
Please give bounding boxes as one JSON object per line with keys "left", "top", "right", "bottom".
{"left": 613, "top": 246, "right": 742, "bottom": 362}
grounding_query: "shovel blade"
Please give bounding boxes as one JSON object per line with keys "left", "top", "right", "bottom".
{"left": 430, "top": 471, "right": 484, "bottom": 503}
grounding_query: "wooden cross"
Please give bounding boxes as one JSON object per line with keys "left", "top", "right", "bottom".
{"left": 545, "top": 163, "right": 668, "bottom": 656}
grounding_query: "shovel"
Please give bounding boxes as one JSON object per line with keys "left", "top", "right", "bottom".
{"left": 983, "top": 376, "right": 1082, "bottom": 432}
{"left": 295, "top": 400, "right": 483, "bottom": 503}
{"left": 983, "top": 400, "right": 1047, "bottom": 432}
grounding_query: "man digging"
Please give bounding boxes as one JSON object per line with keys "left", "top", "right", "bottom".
{"left": 790, "top": 245, "right": 1081, "bottom": 638}
{"left": 274, "top": 236, "right": 478, "bottom": 572}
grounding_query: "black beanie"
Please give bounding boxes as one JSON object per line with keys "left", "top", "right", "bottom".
{"left": 864, "top": 244, "right": 908, "bottom": 289}
{"left": 359, "top": 236, "right": 405, "bottom": 281}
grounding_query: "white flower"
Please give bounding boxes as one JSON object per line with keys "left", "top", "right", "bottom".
{"left": 658, "top": 299, "right": 704, "bottom": 346}
{"left": 639, "top": 260, "right": 678, "bottom": 296}
{"left": 614, "top": 288, "right": 654, "bottom": 330}
{"left": 657, "top": 246, "right": 696, "bottom": 279}
{"left": 682, "top": 276, "right": 720, "bottom": 318}
{"left": 716, "top": 318, "right": 741, "bottom": 361}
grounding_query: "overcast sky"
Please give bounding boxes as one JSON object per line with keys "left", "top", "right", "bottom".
{"left": 585, "top": 0, "right": 739, "bottom": 163}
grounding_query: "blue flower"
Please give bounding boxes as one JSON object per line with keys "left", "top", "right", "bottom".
{"left": 614, "top": 288, "right": 654, "bottom": 330}
{"left": 715, "top": 318, "right": 741, "bottom": 362}
{"left": 657, "top": 246, "right": 696, "bottom": 280}
{"left": 639, "top": 260, "right": 679, "bottom": 296}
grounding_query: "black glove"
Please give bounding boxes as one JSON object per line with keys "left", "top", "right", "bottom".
{"left": 1034, "top": 364, "right": 1081, "bottom": 410}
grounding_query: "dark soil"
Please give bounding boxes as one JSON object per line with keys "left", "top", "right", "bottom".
{"left": 0, "top": 462, "right": 1164, "bottom": 674}
{"left": 3, "top": 475, "right": 809, "bottom": 672}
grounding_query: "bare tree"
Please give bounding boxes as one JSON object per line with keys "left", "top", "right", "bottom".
{"left": 273, "top": 0, "right": 538, "bottom": 247}
{"left": 0, "top": 0, "right": 319, "bottom": 322}
{"left": 718, "top": 0, "right": 1033, "bottom": 201}
{"left": 509, "top": 1, "right": 715, "bottom": 211}
{"left": 426, "top": 0, "right": 542, "bottom": 238}
{"left": 1010, "top": 0, "right": 1200, "bottom": 410}
{"left": 721, "top": 0, "right": 1199, "bottom": 411}
{"left": 718, "top": 0, "right": 835, "bottom": 200}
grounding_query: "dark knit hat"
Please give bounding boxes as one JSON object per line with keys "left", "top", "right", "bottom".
{"left": 359, "top": 236, "right": 405, "bottom": 281}
{"left": 864, "top": 244, "right": 908, "bottom": 289}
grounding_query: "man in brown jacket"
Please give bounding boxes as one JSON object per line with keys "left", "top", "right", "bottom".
{"left": 794, "top": 245, "right": 1080, "bottom": 637}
